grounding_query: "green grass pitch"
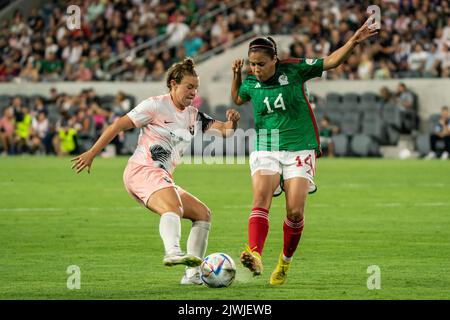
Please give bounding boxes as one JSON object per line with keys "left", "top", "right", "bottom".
{"left": 1, "top": 156, "right": 449, "bottom": 299}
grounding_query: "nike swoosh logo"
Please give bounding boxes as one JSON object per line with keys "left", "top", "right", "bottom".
{"left": 164, "top": 120, "right": 173, "bottom": 124}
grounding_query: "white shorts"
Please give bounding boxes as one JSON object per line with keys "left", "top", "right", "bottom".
{"left": 249, "top": 150, "right": 317, "bottom": 192}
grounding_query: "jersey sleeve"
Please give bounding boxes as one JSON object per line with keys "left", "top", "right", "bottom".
{"left": 238, "top": 79, "right": 251, "bottom": 102}
{"left": 196, "top": 111, "right": 216, "bottom": 133}
{"left": 297, "top": 58, "right": 324, "bottom": 82}
{"left": 126, "top": 98, "right": 157, "bottom": 128}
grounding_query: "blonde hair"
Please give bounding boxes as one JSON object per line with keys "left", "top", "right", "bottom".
{"left": 166, "top": 57, "right": 198, "bottom": 90}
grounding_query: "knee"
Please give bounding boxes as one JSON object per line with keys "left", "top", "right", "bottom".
{"left": 201, "top": 207, "right": 212, "bottom": 222}
{"left": 147, "top": 202, "right": 184, "bottom": 217}
{"left": 252, "top": 194, "right": 272, "bottom": 210}
{"left": 286, "top": 205, "right": 305, "bottom": 222}
{"left": 164, "top": 205, "right": 184, "bottom": 217}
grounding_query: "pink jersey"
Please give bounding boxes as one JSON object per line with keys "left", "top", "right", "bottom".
{"left": 126, "top": 94, "right": 215, "bottom": 173}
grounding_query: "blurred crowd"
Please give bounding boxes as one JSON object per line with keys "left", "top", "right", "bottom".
{"left": 0, "top": 0, "right": 449, "bottom": 82}
{"left": 0, "top": 88, "right": 135, "bottom": 156}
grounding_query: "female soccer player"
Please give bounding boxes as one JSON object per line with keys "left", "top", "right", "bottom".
{"left": 72, "top": 58, "right": 240, "bottom": 285}
{"left": 231, "top": 20, "right": 377, "bottom": 285}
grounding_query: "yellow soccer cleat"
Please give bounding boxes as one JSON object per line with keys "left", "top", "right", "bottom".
{"left": 269, "top": 254, "right": 291, "bottom": 285}
{"left": 240, "top": 244, "right": 263, "bottom": 276}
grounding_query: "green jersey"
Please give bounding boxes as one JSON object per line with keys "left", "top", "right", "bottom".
{"left": 238, "top": 58, "right": 323, "bottom": 153}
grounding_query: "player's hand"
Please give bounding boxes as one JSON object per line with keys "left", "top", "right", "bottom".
{"left": 71, "top": 150, "right": 95, "bottom": 174}
{"left": 232, "top": 59, "right": 244, "bottom": 74}
{"left": 226, "top": 109, "right": 240, "bottom": 122}
{"left": 352, "top": 19, "right": 379, "bottom": 44}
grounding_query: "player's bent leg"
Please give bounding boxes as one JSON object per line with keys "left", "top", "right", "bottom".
{"left": 146, "top": 188, "right": 202, "bottom": 268}
{"left": 178, "top": 190, "right": 212, "bottom": 284}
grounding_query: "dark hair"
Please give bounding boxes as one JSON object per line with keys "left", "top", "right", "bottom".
{"left": 248, "top": 37, "right": 278, "bottom": 59}
{"left": 166, "top": 57, "right": 198, "bottom": 90}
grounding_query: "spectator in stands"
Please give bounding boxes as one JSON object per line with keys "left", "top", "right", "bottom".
{"left": 48, "top": 87, "right": 59, "bottom": 105}
{"left": 53, "top": 119, "right": 78, "bottom": 156}
{"left": 373, "top": 59, "right": 391, "bottom": 79}
{"left": 437, "top": 42, "right": 450, "bottom": 77}
{"left": 73, "top": 107, "right": 92, "bottom": 138}
{"left": 133, "top": 64, "right": 147, "bottom": 82}
{"left": 395, "top": 82, "right": 417, "bottom": 132}
{"left": 18, "top": 59, "right": 40, "bottom": 82}
{"left": 357, "top": 52, "right": 374, "bottom": 80}
{"left": 166, "top": 12, "right": 190, "bottom": 47}
{"left": 13, "top": 105, "right": 32, "bottom": 154}
{"left": 407, "top": 43, "right": 428, "bottom": 76}
{"left": 183, "top": 30, "right": 203, "bottom": 58}
{"left": 37, "top": 52, "right": 63, "bottom": 82}
{"left": 0, "top": 107, "right": 15, "bottom": 155}
{"left": 29, "top": 110, "right": 49, "bottom": 154}
{"left": 379, "top": 86, "right": 395, "bottom": 107}
{"left": 31, "top": 97, "right": 47, "bottom": 117}
{"left": 74, "top": 59, "right": 93, "bottom": 82}
{"left": 423, "top": 43, "right": 441, "bottom": 77}
{"left": 425, "top": 106, "right": 450, "bottom": 160}
{"left": 2, "top": 1, "right": 450, "bottom": 81}
{"left": 151, "top": 59, "right": 166, "bottom": 81}
{"left": 112, "top": 91, "right": 131, "bottom": 116}
{"left": 319, "top": 116, "right": 339, "bottom": 157}
{"left": 228, "top": 13, "right": 245, "bottom": 38}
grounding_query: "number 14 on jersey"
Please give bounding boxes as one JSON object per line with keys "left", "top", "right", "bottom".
{"left": 263, "top": 93, "right": 286, "bottom": 113}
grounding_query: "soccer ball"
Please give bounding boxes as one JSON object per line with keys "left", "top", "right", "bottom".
{"left": 200, "top": 253, "right": 236, "bottom": 288}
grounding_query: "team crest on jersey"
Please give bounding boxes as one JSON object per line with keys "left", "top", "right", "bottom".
{"left": 305, "top": 58, "right": 317, "bottom": 65}
{"left": 255, "top": 83, "right": 261, "bottom": 88}
{"left": 278, "top": 74, "right": 289, "bottom": 85}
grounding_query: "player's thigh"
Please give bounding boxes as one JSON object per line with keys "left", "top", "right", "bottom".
{"left": 146, "top": 187, "right": 183, "bottom": 216}
{"left": 281, "top": 150, "right": 317, "bottom": 220}
{"left": 281, "top": 150, "right": 317, "bottom": 192}
{"left": 178, "top": 189, "right": 211, "bottom": 222}
{"left": 252, "top": 170, "right": 281, "bottom": 196}
{"left": 283, "top": 177, "right": 310, "bottom": 221}
{"left": 250, "top": 151, "right": 282, "bottom": 203}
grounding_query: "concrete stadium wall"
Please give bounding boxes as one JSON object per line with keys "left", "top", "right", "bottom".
{"left": 0, "top": 78, "right": 449, "bottom": 130}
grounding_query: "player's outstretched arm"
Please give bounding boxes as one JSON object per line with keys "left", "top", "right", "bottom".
{"left": 323, "top": 19, "right": 378, "bottom": 71}
{"left": 208, "top": 109, "right": 240, "bottom": 137}
{"left": 231, "top": 59, "right": 247, "bottom": 105}
{"left": 71, "top": 115, "right": 135, "bottom": 174}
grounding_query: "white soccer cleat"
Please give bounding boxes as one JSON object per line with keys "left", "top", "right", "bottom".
{"left": 163, "top": 252, "right": 203, "bottom": 267}
{"left": 425, "top": 151, "right": 436, "bottom": 160}
{"left": 180, "top": 272, "right": 203, "bottom": 285}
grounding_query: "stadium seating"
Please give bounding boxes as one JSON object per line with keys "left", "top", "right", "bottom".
{"left": 331, "top": 134, "right": 349, "bottom": 157}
